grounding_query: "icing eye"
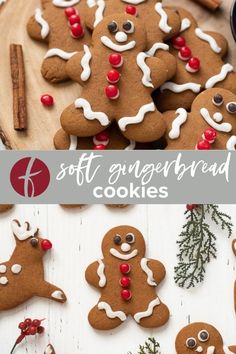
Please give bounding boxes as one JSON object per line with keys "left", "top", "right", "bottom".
{"left": 198, "top": 330, "right": 209, "bottom": 342}
{"left": 123, "top": 21, "right": 135, "bottom": 34}
{"left": 186, "top": 338, "right": 197, "bottom": 349}
{"left": 114, "top": 235, "right": 122, "bottom": 245}
{"left": 30, "top": 237, "right": 39, "bottom": 247}
{"left": 226, "top": 102, "right": 236, "bottom": 114}
{"left": 108, "top": 21, "right": 118, "bottom": 33}
{"left": 126, "top": 233, "right": 135, "bottom": 244}
{"left": 212, "top": 94, "right": 223, "bottom": 106}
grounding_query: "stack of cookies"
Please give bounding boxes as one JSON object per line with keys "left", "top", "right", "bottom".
{"left": 27, "top": 0, "right": 236, "bottom": 151}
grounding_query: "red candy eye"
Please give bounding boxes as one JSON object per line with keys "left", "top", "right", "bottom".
{"left": 65, "top": 7, "right": 77, "bottom": 18}
{"left": 178, "top": 46, "right": 191, "bottom": 61}
{"left": 171, "top": 36, "right": 186, "bottom": 49}
{"left": 69, "top": 14, "right": 81, "bottom": 25}
{"left": 186, "top": 57, "right": 200, "bottom": 73}
{"left": 125, "top": 5, "right": 138, "bottom": 16}
{"left": 109, "top": 53, "right": 123, "bottom": 68}
{"left": 106, "top": 69, "right": 121, "bottom": 84}
{"left": 41, "top": 239, "right": 52, "bottom": 251}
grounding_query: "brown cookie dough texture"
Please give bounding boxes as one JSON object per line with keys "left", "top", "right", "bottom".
{"left": 175, "top": 322, "right": 236, "bottom": 354}
{"left": 59, "top": 13, "right": 178, "bottom": 143}
{"left": 44, "top": 344, "right": 56, "bottom": 354}
{"left": 85, "top": 0, "right": 181, "bottom": 79}
{"left": 27, "top": 0, "right": 92, "bottom": 83}
{"left": 85, "top": 225, "right": 169, "bottom": 330}
{"left": 0, "top": 205, "right": 13, "bottom": 213}
{"left": 155, "top": 7, "right": 236, "bottom": 111}
{"left": 163, "top": 88, "right": 236, "bottom": 150}
{"left": 0, "top": 219, "right": 66, "bottom": 311}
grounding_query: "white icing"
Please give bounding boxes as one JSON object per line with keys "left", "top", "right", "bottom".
{"left": 118, "top": 102, "right": 155, "bottom": 131}
{"left": 51, "top": 290, "right": 64, "bottom": 300}
{"left": 207, "top": 347, "right": 215, "bottom": 354}
{"left": 180, "top": 18, "right": 191, "bottom": 32}
{"left": 110, "top": 248, "right": 138, "bottom": 260}
{"left": 196, "top": 346, "right": 203, "bottom": 353}
{"left": 145, "top": 43, "right": 169, "bottom": 57}
{"left": 125, "top": 140, "right": 136, "bottom": 150}
{"left": 205, "top": 64, "right": 234, "bottom": 89}
{"left": 121, "top": 243, "right": 131, "bottom": 252}
{"left": 200, "top": 108, "right": 232, "bottom": 132}
{"left": 52, "top": 0, "right": 80, "bottom": 7}
{"left": 35, "top": 8, "right": 50, "bottom": 39}
{"left": 0, "top": 276, "right": 8, "bottom": 285}
{"left": 121, "top": 0, "right": 145, "bottom": 3}
{"left": 45, "top": 345, "right": 54, "bottom": 354}
{"left": 0, "top": 265, "right": 6, "bottom": 273}
{"left": 11, "top": 220, "right": 38, "bottom": 241}
{"left": 87, "top": 0, "right": 96, "bottom": 7}
{"left": 134, "top": 297, "right": 160, "bottom": 323}
{"left": 98, "top": 301, "right": 127, "bottom": 321}
{"left": 226, "top": 136, "right": 236, "bottom": 150}
{"left": 195, "top": 28, "right": 222, "bottom": 53}
{"left": 75, "top": 98, "right": 110, "bottom": 126}
{"left": 213, "top": 112, "right": 223, "bottom": 122}
{"left": 140, "top": 258, "right": 157, "bottom": 286}
{"left": 169, "top": 108, "right": 188, "bottom": 139}
{"left": 154, "top": 3, "right": 172, "bottom": 34}
{"left": 223, "top": 345, "right": 235, "bottom": 354}
{"left": 97, "top": 259, "right": 106, "bottom": 287}
{"left": 69, "top": 135, "right": 78, "bottom": 150}
{"left": 160, "top": 82, "right": 201, "bottom": 93}
{"left": 11, "top": 264, "right": 22, "bottom": 274}
{"left": 81, "top": 45, "right": 92, "bottom": 81}
{"left": 101, "top": 36, "right": 136, "bottom": 52}
{"left": 94, "top": 0, "right": 105, "bottom": 27}
{"left": 93, "top": 136, "right": 109, "bottom": 146}
{"left": 186, "top": 63, "right": 198, "bottom": 73}
{"left": 44, "top": 48, "right": 78, "bottom": 60}
{"left": 115, "top": 32, "right": 128, "bottom": 43}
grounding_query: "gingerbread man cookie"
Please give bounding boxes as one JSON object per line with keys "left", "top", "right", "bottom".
{"left": 60, "top": 13, "right": 174, "bottom": 143}
{"left": 85, "top": 0, "right": 181, "bottom": 79}
{"left": 176, "top": 322, "right": 236, "bottom": 354}
{"left": 155, "top": 7, "right": 236, "bottom": 112}
{"left": 85, "top": 225, "right": 169, "bottom": 330}
{"left": 27, "top": 0, "right": 92, "bottom": 83}
{"left": 0, "top": 219, "right": 66, "bottom": 311}
{"left": 0, "top": 205, "right": 13, "bottom": 213}
{"left": 44, "top": 344, "right": 56, "bottom": 354}
{"left": 163, "top": 88, "right": 236, "bottom": 150}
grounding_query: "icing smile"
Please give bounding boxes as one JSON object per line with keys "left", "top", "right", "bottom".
{"left": 110, "top": 248, "right": 138, "bottom": 260}
{"left": 101, "top": 36, "right": 136, "bottom": 52}
{"left": 121, "top": 0, "right": 145, "bottom": 3}
{"left": 200, "top": 108, "right": 232, "bottom": 133}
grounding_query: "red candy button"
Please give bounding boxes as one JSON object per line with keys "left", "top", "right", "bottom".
{"left": 71, "top": 23, "right": 84, "bottom": 38}
{"left": 119, "top": 277, "right": 131, "bottom": 288}
{"left": 203, "top": 128, "right": 217, "bottom": 143}
{"left": 186, "top": 57, "right": 200, "bottom": 73}
{"left": 106, "top": 69, "right": 121, "bottom": 84}
{"left": 178, "top": 46, "right": 191, "bottom": 61}
{"left": 196, "top": 140, "right": 211, "bottom": 150}
{"left": 125, "top": 5, "right": 137, "bottom": 16}
{"left": 65, "top": 7, "right": 77, "bottom": 18}
{"left": 121, "top": 289, "right": 132, "bottom": 301}
{"left": 95, "top": 131, "right": 109, "bottom": 142}
{"left": 41, "top": 239, "right": 52, "bottom": 251}
{"left": 93, "top": 144, "right": 106, "bottom": 150}
{"left": 69, "top": 14, "right": 81, "bottom": 25}
{"left": 40, "top": 94, "right": 54, "bottom": 107}
{"left": 120, "top": 263, "right": 131, "bottom": 274}
{"left": 105, "top": 85, "right": 119, "bottom": 99}
{"left": 109, "top": 53, "right": 123, "bottom": 68}
{"left": 171, "top": 36, "right": 186, "bottom": 49}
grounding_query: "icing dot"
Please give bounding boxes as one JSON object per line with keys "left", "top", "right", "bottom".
{"left": 105, "top": 85, "right": 119, "bottom": 99}
{"left": 0, "top": 276, "right": 8, "bottom": 285}
{"left": 213, "top": 112, "right": 223, "bottom": 122}
{"left": 0, "top": 265, "right": 6, "bottom": 273}
{"left": 178, "top": 46, "right": 191, "bottom": 61}
{"left": 11, "top": 264, "right": 22, "bottom": 274}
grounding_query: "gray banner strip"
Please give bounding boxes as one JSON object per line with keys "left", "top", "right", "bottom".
{"left": 0, "top": 151, "right": 234, "bottom": 203}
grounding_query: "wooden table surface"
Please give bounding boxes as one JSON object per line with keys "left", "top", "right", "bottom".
{"left": 0, "top": 0, "right": 235, "bottom": 150}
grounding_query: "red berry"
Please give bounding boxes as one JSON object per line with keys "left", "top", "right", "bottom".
{"left": 171, "top": 36, "right": 186, "bottom": 49}
{"left": 24, "top": 318, "right": 32, "bottom": 326}
{"left": 186, "top": 57, "right": 200, "bottom": 72}
{"left": 125, "top": 5, "right": 137, "bottom": 16}
{"left": 196, "top": 139, "right": 211, "bottom": 150}
{"left": 65, "top": 7, "right": 77, "bottom": 18}
{"left": 186, "top": 204, "right": 198, "bottom": 211}
{"left": 93, "top": 144, "right": 106, "bottom": 150}
{"left": 69, "top": 14, "right": 81, "bottom": 25}
{"left": 41, "top": 239, "right": 52, "bottom": 251}
{"left": 203, "top": 128, "right": 217, "bottom": 143}
{"left": 94, "top": 131, "right": 109, "bottom": 142}
{"left": 106, "top": 69, "right": 121, "bottom": 84}
{"left": 41, "top": 94, "right": 54, "bottom": 107}
{"left": 105, "top": 85, "right": 119, "bottom": 99}
{"left": 109, "top": 53, "right": 123, "bottom": 68}
{"left": 120, "top": 263, "right": 131, "bottom": 274}
{"left": 37, "top": 326, "right": 45, "bottom": 334}
{"left": 29, "top": 326, "right": 37, "bottom": 335}
{"left": 119, "top": 276, "right": 130, "bottom": 288}
{"left": 121, "top": 289, "right": 132, "bottom": 301}
{"left": 32, "top": 319, "right": 41, "bottom": 327}
{"left": 179, "top": 46, "right": 191, "bottom": 60}
{"left": 71, "top": 23, "right": 84, "bottom": 38}
{"left": 19, "top": 322, "right": 27, "bottom": 330}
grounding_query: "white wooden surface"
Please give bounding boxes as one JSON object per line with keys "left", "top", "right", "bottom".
{"left": 0, "top": 204, "right": 235, "bottom": 353}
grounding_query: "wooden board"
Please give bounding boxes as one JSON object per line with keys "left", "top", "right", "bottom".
{"left": 0, "top": 0, "right": 235, "bottom": 150}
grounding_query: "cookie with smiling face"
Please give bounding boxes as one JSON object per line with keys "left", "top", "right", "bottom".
{"left": 60, "top": 13, "right": 172, "bottom": 143}
{"left": 163, "top": 88, "right": 236, "bottom": 150}
{"left": 27, "top": 0, "right": 92, "bottom": 83}
{"left": 175, "top": 323, "right": 236, "bottom": 354}
{"left": 85, "top": 225, "right": 169, "bottom": 330}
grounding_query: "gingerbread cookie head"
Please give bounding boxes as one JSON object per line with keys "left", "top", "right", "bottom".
{"left": 101, "top": 225, "right": 146, "bottom": 259}
{"left": 176, "top": 323, "right": 225, "bottom": 354}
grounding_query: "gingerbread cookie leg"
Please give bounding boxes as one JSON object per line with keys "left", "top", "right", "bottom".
{"left": 88, "top": 303, "right": 124, "bottom": 330}
{"left": 37, "top": 281, "right": 67, "bottom": 303}
{"left": 133, "top": 299, "right": 169, "bottom": 328}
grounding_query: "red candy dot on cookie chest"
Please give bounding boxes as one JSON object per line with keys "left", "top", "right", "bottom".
{"left": 71, "top": 23, "right": 84, "bottom": 38}
{"left": 196, "top": 140, "right": 211, "bottom": 150}
{"left": 65, "top": 7, "right": 77, "bottom": 17}
{"left": 186, "top": 57, "right": 200, "bottom": 73}
{"left": 106, "top": 69, "right": 121, "bottom": 84}
{"left": 105, "top": 85, "right": 119, "bottom": 99}
{"left": 178, "top": 46, "right": 191, "bottom": 61}
{"left": 95, "top": 131, "right": 109, "bottom": 142}
{"left": 120, "top": 263, "right": 131, "bottom": 274}
{"left": 94, "top": 144, "right": 106, "bottom": 150}
{"left": 171, "top": 36, "right": 186, "bottom": 49}
{"left": 203, "top": 128, "right": 217, "bottom": 143}
{"left": 109, "top": 53, "right": 123, "bottom": 68}
{"left": 40, "top": 94, "right": 54, "bottom": 107}
{"left": 121, "top": 289, "right": 132, "bottom": 301}
{"left": 119, "top": 276, "right": 131, "bottom": 288}
{"left": 125, "top": 5, "right": 138, "bottom": 16}
{"left": 69, "top": 14, "right": 81, "bottom": 25}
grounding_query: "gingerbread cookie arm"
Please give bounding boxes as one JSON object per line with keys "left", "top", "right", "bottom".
{"left": 145, "top": 57, "right": 169, "bottom": 89}
{"left": 85, "top": 260, "right": 106, "bottom": 289}
{"left": 202, "top": 31, "right": 228, "bottom": 57}
{"left": 36, "top": 281, "right": 67, "bottom": 303}
{"left": 27, "top": 12, "right": 50, "bottom": 43}
{"left": 147, "top": 259, "right": 166, "bottom": 284}
{"left": 228, "top": 346, "right": 236, "bottom": 353}
{"left": 85, "top": 4, "right": 98, "bottom": 30}
{"left": 66, "top": 48, "right": 93, "bottom": 85}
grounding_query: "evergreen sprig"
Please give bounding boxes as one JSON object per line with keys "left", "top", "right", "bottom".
{"left": 128, "top": 338, "right": 161, "bottom": 354}
{"left": 174, "top": 204, "right": 233, "bottom": 289}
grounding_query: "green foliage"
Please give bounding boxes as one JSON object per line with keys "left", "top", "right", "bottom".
{"left": 174, "top": 204, "right": 233, "bottom": 289}
{"left": 128, "top": 338, "right": 161, "bottom": 354}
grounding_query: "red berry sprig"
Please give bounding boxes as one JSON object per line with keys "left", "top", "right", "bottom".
{"left": 10, "top": 318, "right": 45, "bottom": 354}
{"left": 186, "top": 204, "right": 199, "bottom": 211}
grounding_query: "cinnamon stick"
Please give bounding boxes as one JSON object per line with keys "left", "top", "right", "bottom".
{"left": 10, "top": 44, "right": 27, "bottom": 130}
{"left": 192, "top": 0, "right": 221, "bottom": 11}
